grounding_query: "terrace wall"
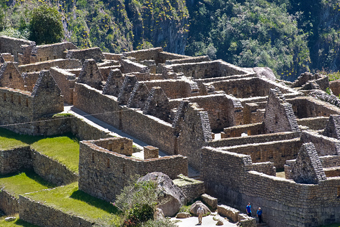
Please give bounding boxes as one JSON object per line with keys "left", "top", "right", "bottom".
{"left": 31, "top": 149, "right": 78, "bottom": 186}
{"left": 0, "top": 189, "right": 18, "bottom": 215}
{"left": 19, "top": 196, "right": 93, "bottom": 227}
{"left": 0, "top": 146, "right": 32, "bottom": 175}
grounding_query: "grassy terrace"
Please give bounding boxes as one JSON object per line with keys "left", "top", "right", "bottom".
{"left": 31, "top": 136, "right": 80, "bottom": 173}
{"left": 0, "top": 127, "right": 80, "bottom": 173}
{"left": 0, "top": 172, "right": 54, "bottom": 199}
{"left": 0, "top": 214, "right": 37, "bottom": 227}
{"left": 23, "top": 182, "right": 121, "bottom": 225}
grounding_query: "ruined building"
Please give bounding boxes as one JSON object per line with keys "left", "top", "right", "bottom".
{"left": 1, "top": 35, "right": 340, "bottom": 226}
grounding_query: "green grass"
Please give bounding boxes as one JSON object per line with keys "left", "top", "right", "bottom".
{"left": 24, "top": 182, "right": 121, "bottom": 224}
{"left": 0, "top": 214, "right": 38, "bottom": 227}
{"left": 0, "top": 172, "right": 55, "bottom": 199}
{"left": 31, "top": 136, "right": 80, "bottom": 173}
{"left": 320, "top": 224, "right": 340, "bottom": 227}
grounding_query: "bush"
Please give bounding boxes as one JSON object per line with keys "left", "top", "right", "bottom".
{"left": 115, "top": 176, "right": 159, "bottom": 227}
{"left": 29, "top": 4, "right": 63, "bottom": 44}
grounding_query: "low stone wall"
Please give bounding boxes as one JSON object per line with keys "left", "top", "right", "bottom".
{"left": 223, "top": 122, "right": 264, "bottom": 138}
{"left": 301, "top": 131, "right": 340, "bottom": 156}
{"left": 296, "top": 116, "right": 329, "bottom": 130}
{"left": 320, "top": 155, "right": 340, "bottom": 168}
{"left": 221, "top": 138, "right": 302, "bottom": 169}
{"left": 0, "top": 189, "right": 18, "bottom": 215}
{"left": 209, "top": 131, "right": 299, "bottom": 148}
{"left": 0, "top": 146, "right": 32, "bottom": 175}
{"left": 120, "top": 59, "right": 149, "bottom": 73}
{"left": 50, "top": 67, "right": 76, "bottom": 104}
{"left": 19, "top": 195, "right": 93, "bottom": 227}
{"left": 66, "top": 47, "right": 104, "bottom": 63}
{"left": 173, "top": 175, "right": 205, "bottom": 203}
{"left": 103, "top": 52, "right": 122, "bottom": 61}
{"left": 18, "top": 59, "right": 81, "bottom": 73}
{"left": 31, "top": 149, "right": 78, "bottom": 186}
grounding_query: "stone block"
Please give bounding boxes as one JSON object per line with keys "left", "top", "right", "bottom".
{"left": 201, "top": 193, "right": 217, "bottom": 210}
{"left": 217, "top": 205, "right": 239, "bottom": 223}
{"left": 144, "top": 146, "right": 159, "bottom": 159}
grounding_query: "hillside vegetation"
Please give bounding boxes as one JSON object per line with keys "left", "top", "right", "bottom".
{"left": 0, "top": 0, "right": 340, "bottom": 80}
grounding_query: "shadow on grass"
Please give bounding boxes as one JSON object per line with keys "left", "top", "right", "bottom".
{"left": 70, "top": 190, "right": 121, "bottom": 215}
{"left": 0, "top": 171, "right": 55, "bottom": 189}
{"left": 0, "top": 127, "right": 78, "bottom": 145}
{"left": 14, "top": 219, "right": 39, "bottom": 227}
{"left": 24, "top": 171, "right": 56, "bottom": 188}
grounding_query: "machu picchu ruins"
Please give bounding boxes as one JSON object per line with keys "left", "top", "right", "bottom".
{"left": 1, "top": 35, "right": 340, "bottom": 227}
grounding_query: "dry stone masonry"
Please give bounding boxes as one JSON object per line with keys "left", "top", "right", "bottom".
{"left": 2, "top": 35, "right": 340, "bottom": 226}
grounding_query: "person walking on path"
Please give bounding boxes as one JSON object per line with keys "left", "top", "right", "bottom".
{"left": 197, "top": 205, "right": 204, "bottom": 225}
{"left": 246, "top": 202, "right": 252, "bottom": 217}
{"left": 257, "top": 207, "right": 263, "bottom": 223}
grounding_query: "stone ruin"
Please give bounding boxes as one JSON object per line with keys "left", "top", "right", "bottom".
{"left": 2, "top": 35, "right": 340, "bottom": 226}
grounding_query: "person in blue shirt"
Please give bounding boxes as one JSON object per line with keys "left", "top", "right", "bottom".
{"left": 246, "top": 202, "right": 251, "bottom": 216}
{"left": 257, "top": 207, "right": 263, "bottom": 223}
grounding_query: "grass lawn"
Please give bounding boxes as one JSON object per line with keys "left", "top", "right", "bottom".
{"left": 24, "top": 182, "right": 122, "bottom": 225}
{"left": 0, "top": 172, "right": 55, "bottom": 199}
{"left": 31, "top": 136, "right": 80, "bottom": 173}
{"left": 0, "top": 214, "right": 37, "bottom": 227}
{"left": 321, "top": 224, "right": 340, "bottom": 227}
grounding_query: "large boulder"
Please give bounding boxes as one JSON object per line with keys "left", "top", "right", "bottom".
{"left": 253, "top": 67, "right": 276, "bottom": 81}
{"left": 189, "top": 201, "right": 211, "bottom": 216}
{"left": 138, "top": 172, "right": 186, "bottom": 217}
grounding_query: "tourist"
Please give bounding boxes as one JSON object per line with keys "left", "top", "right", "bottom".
{"left": 246, "top": 202, "right": 252, "bottom": 216}
{"left": 257, "top": 207, "right": 263, "bottom": 223}
{"left": 197, "top": 205, "right": 204, "bottom": 225}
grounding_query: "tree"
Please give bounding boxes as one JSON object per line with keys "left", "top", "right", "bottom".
{"left": 29, "top": 4, "right": 64, "bottom": 44}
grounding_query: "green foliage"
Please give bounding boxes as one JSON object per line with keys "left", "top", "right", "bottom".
{"left": 186, "top": 0, "right": 310, "bottom": 80}
{"left": 327, "top": 71, "right": 340, "bottom": 81}
{"left": 29, "top": 4, "right": 64, "bottom": 44}
{"left": 115, "top": 176, "right": 159, "bottom": 227}
{"left": 141, "top": 218, "right": 178, "bottom": 227}
{"left": 326, "top": 87, "right": 332, "bottom": 95}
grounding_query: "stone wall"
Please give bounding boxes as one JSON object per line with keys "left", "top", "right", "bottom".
{"left": 74, "top": 83, "right": 176, "bottom": 154}
{"left": 223, "top": 122, "right": 265, "bottom": 138}
{"left": 0, "top": 189, "right": 18, "bottom": 215}
{"left": 31, "top": 149, "right": 78, "bottom": 186}
{"left": 22, "top": 72, "right": 40, "bottom": 91}
{"left": 296, "top": 116, "right": 329, "bottom": 130}
{"left": 0, "top": 146, "right": 32, "bottom": 175}
{"left": 79, "top": 140, "right": 188, "bottom": 202}
{"left": 173, "top": 174, "right": 205, "bottom": 203}
{"left": 123, "top": 47, "right": 163, "bottom": 62}
{"left": 288, "top": 96, "right": 340, "bottom": 118}
{"left": 301, "top": 131, "right": 340, "bottom": 156}
{"left": 201, "top": 146, "right": 340, "bottom": 227}
{"left": 165, "top": 60, "right": 249, "bottom": 79}
{"left": 221, "top": 138, "right": 302, "bottom": 169}
{"left": 141, "top": 79, "right": 199, "bottom": 99}
{"left": 208, "top": 131, "right": 299, "bottom": 148}
{"left": 0, "top": 88, "right": 34, "bottom": 125}
{"left": 120, "top": 59, "right": 149, "bottom": 74}
{"left": 0, "top": 36, "right": 34, "bottom": 62}
{"left": 66, "top": 47, "right": 105, "bottom": 63}
{"left": 184, "top": 94, "right": 243, "bottom": 131}
{"left": 165, "top": 56, "right": 210, "bottom": 65}
{"left": 19, "top": 195, "right": 93, "bottom": 227}
{"left": 18, "top": 59, "right": 81, "bottom": 73}
{"left": 31, "top": 42, "right": 77, "bottom": 63}
{"left": 50, "top": 67, "right": 76, "bottom": 104}
{"left": 103, "top": 52, "right": 122, "bottom": 60}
